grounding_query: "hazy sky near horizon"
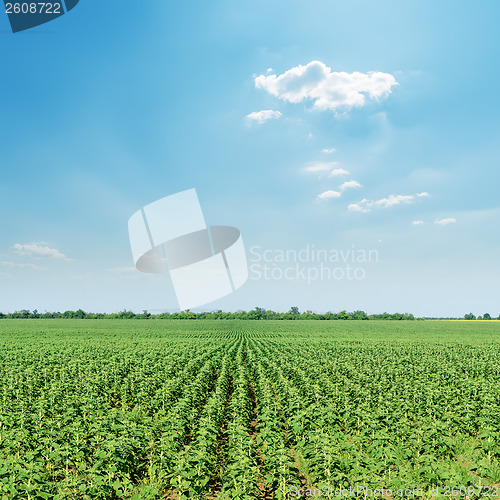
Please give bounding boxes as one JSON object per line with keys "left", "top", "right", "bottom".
{"left": 1, "top": 0, "right": 499, "bottom": 317}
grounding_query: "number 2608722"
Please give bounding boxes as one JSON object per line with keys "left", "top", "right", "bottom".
{"left": 5, "top": 3, "right": 62, "bottom": 14}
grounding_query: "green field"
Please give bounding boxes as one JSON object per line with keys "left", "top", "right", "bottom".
{"left": 0, "top": 320, "right": 499, "bottom": 499}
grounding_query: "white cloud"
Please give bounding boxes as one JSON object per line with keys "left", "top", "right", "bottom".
{"left": 1, "top": 261, "right": 45, "bottom": 270}
{"left": 266, "top": 67, "right": 273, "bottom": 73}
{"left": 416, "top": 192, "right": 430, "bottom": 197}
{"left": 348, "top": 192, "right": 429, "bottom": 213}
{"left": 304, "top": 162, "right": 350, "bottom": 179}
{"left": 340, "top": 180, "right": 362, "bottom": 190}
{"left": 434, "top": 217, "right": 457, "bottom": 226}
{"left": 317, "top": 190, "right": 342, "bottom": 200}
{"left": 12, "top": 243, "right": 67, "bottom": 259}
{"left": 255, "top": 60, "right": 398, "bottom": 112}
{"left": 246, "top": 109, "right": 282, "bottom": 124}
{"left": 412, "top": 220, "right": 424, "bottom": 225}
{"left": 347, "top": 203, "right": 369, "bottom": 213}
{"left": 329, "top": 168, "right": 349, "bottom": 177}
{"left": 316, "top": 179, "right": 361, "bottom": 201}
{"left": 321, "top": 148, "right": 336, "bottom": 154}
{"left": 374, "top": 194, "right": 415, "bottom": 208}
{"left": 304, "top": 161, "right": 336, "bottom": 173}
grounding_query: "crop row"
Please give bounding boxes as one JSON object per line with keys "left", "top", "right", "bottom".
{"left": 0, "top": 320, "right": 499, "bottom": 498}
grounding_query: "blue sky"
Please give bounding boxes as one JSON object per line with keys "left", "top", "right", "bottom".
{"left": 1, "top": 0, "right": 499, "bottom": 316}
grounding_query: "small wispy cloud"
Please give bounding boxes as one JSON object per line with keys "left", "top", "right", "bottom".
{"left": 348, "top": 192, "right": 430, "bottom": 213}
{"left": 347, "top": 202, "right": 369, "bottom": 213}
{"left": 304, "top": 162, "right": 338, "bottom": 174}
{"left": 412, "top": 220, "right": 424, "bottom": 226}
{"left": 330, "top": 168, "right": 349, "bottom": 177}
{"left": 304, "top": 162, "right": 349, "bottom": 178}
{"left": 321, "top": 148, "right": 336, "bottom": 154}
{"left": 317, "top": 190, "right": 342, "bottom": 200}
{"left": 376, "top": 195, "right": 415, "bottom": 207}
{"left": 246, "top": 109, "right": 282, "bottom": 124}
{"left": 434, "top": 217, "right": 457, "bottom": 226}
{"left": 12, "top": 243, "right": 67, "bottom": 260}
{"left": 316, "top": 179, "right": 361, "bottom": 201}
{"left": 1, "top": 261, "right": 45, "bottom": 270}
{"left": 340, "top": 180, "right": 362, "bottom": 190}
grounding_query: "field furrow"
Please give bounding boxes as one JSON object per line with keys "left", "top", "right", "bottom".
{"left": 0, "top": 320, "right": 499, "bottom": 498}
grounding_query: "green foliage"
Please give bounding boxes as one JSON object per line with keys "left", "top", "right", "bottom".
{"left": 0, "top": 307, "right": 421, "bottom": 321}
{"left": 0, "top": 319, "right": 499, "bottom": 498}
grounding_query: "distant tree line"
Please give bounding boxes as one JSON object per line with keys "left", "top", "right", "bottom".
{"left": 463, "top": 313, "right": 499, "bottom": 320}
{"left": 1, "top": 308, "right": 498, "bottom": 320}
{"left": 0, "top": 307, "right": 421, "bottom": 320}
{"left": 423, "top": 313, "right": 500, "bottom": 320}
